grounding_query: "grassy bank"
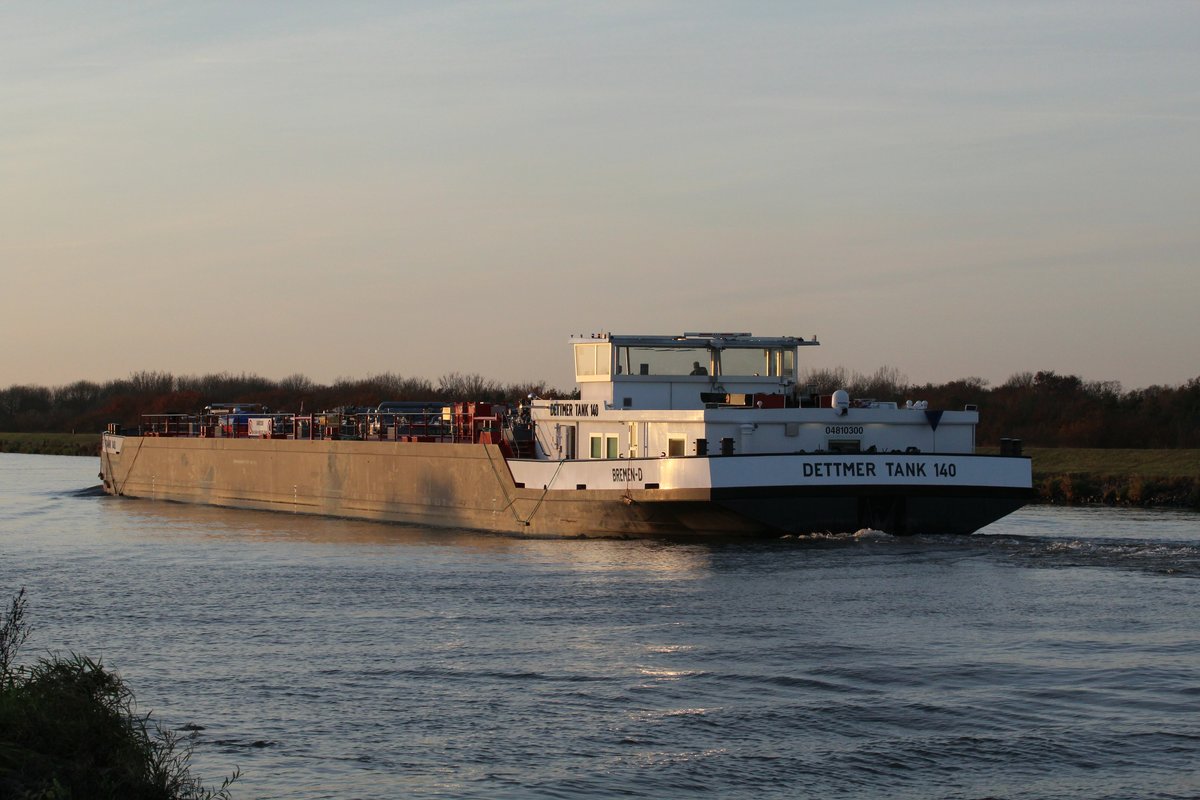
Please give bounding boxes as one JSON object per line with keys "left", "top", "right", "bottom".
{"left": 0, "top": 432, "right": 99, "bottom": 457}
{"left": 1009, "top": 447, "right": 1200, "bottom": 508}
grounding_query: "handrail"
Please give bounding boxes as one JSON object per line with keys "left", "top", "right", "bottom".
{"left": 132, "top": 403, "right": 513, "bottom": 445}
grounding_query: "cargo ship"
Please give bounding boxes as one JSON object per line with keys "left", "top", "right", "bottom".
{"left": 99, "top": 332, "right": 1032, "bottom": 537}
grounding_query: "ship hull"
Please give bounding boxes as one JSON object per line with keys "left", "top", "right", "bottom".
{"left": 100, "top": 434, "right": 1032, "bottom": 538}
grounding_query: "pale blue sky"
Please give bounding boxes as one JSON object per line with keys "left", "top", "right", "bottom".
{"left": 3, "top": 2, "right": 1197, "bottom": 393}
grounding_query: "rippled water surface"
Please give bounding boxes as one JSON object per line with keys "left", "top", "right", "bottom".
{"left": 3, "top": 454, "right": 1199, "bottom": 799}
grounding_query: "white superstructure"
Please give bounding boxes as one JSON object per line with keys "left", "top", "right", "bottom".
{"left": 524, "top": 332, "right": 975, "bottom": 462}
{"left": 501, "top": 332, "right": 1031, "bottom": 535}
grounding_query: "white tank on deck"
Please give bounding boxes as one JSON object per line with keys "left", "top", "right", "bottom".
{"left": 832, "top": 389, "right": 850, "bottom": 415}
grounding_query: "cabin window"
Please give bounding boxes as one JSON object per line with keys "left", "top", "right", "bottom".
{"left": 618, "top": 346, "right": 710, "bottom": 377}
{"left": 719, "top": 347, "right": 794, "bottom": 377}
{"left": 574, "top": 343, "right": 612, "bottom": 379}
{"left": 779, "top": 349, "right": 795, "bottom": 378}
{"left": 668, "top": 437, "right": 686, "bottom": 457}
{"left": 590, "top": 434, "right": 620, "bottom": 459}
{"left": 828, "top": 439, "right": 861, "bottom": 454}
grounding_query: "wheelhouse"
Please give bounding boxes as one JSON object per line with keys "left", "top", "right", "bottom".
{"left": 573, "top": 332, "right": 819, "bottom": 412}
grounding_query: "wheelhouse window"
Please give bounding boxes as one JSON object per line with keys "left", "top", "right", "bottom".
{"left": 718, "top": 347, "right": 795, "bottom": 378}
{"left": 611, "top": 344, "right": 797, "bottom": 378}
{"left": 617, "top": 346, "right": 711, "bottom": 376}
{"left": 574, "top": 343, "right": 612, "bottom": 380}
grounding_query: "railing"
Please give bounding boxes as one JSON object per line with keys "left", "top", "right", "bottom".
{"left": 133, "top": 403, "right": 517, "bottom": 450}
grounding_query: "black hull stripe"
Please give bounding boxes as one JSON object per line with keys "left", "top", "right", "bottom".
{"left": 710, "top": 485, "right": 1034, "bottom": 501}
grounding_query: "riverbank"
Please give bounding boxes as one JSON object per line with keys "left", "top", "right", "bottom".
{"left": 0, "top": 432, "right": 98, "bottom": 457}
{"left": 3, "top": 436, "right": 1198, "bottom": 509}
{"left": 976, "top": 446, "right": 1200, "bottom": 508}
{"left": 1029, "top": 447, "right": 1199, "bottom": 508}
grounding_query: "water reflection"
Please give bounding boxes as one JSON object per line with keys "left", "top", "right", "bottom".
{"left": 94, "top": 491, "right": 1200, "bottom": 585}
{"left": 102, "top": 495, "right": 511, "bottom": 548}
{"left": 98, "top": 494, "right": 720, "bottom": 577}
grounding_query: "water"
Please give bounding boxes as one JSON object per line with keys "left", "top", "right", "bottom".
{"left": 3, "top": 453, "right": 1199, "bottom": 799}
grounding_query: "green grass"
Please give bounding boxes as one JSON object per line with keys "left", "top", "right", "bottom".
{"left": 1000, "top": 448, "right": 1200, "bottom": 507}
{"left": 0, "top": 433, "right": 99, "bottom": 457}
{"left": 1024, "top": 447, "right": 1200, "bottom": 479}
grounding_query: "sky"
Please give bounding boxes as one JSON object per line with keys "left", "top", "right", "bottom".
{"left": 3, "top": 1, "right": 1198, "bottom": 394}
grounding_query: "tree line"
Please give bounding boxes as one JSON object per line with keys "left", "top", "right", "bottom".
{"left": 0, "top": 371, "right": 562, "bottom": 437}
{"left": 1, "top": 367, "right": 1197, "bottom": 448}
{"left": 801, "top": 366, "right": 1200, "bottom": 448}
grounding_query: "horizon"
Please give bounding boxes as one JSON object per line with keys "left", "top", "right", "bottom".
{"left": 4, "top": 358, "right": 1193, "bottom": 397}
{"left": 4, "top": 3, "right": 1198, "bottom": 392}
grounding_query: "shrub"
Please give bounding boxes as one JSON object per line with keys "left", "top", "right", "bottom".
{"left": 0, "top": 589, "right": 237, "bottom": 800}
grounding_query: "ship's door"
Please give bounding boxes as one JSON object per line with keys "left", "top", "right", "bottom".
{"left": 563, "top": 425, "right": 576, "bottom": 460}
{"left": 628, "top": 422, "right": 638, "bottom": 458}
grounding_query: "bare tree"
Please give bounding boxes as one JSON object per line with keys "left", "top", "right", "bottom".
{"left": 1, "top": 587, "right": 29, "bottom": 678}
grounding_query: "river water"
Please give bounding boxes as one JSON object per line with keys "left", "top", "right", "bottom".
{"left": 3, "top": 453, "right": 1198, "bottom": 799}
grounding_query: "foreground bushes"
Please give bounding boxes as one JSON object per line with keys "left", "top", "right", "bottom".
{"left": 0, "top": 589, "right": 236, "bottom": 799}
